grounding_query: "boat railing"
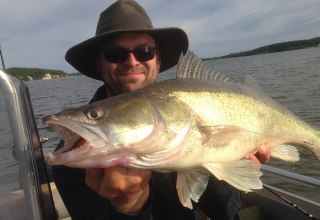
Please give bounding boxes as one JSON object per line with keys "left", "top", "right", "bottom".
{"left": 0, "top": 68, "right": 57, "bottom": 220}
{"left": 258, "top": 165, "right": 320, "bottom": 219}
{"left": 261, "top": 164, "right": 320, "bottom": 188}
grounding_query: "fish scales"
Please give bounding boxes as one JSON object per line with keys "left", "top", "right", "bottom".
{"left": 142, "top": 80, "right": 311, "bottom": 165}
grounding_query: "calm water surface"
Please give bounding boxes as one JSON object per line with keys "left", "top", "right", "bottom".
{"left": 1, "top": 47, "right": 320, "bottom": 201}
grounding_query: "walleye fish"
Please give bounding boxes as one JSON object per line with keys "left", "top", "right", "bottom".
{"left": 43, "top": 51, "right": 320, "bottom": 209}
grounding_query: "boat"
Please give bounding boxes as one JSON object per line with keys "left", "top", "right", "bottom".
{"left": 0, "top": 68, "right": 319, "bottom": 220}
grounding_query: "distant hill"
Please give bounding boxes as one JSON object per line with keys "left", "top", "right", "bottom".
{"left": 205, "top": 36, "right": 320, "bottom": 60}
{"left": 5, "top": 67, "right": 80, "bottom": 81}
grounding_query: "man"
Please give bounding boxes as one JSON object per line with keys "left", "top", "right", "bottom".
{"left": 53, "top": 0, "right": 271, "bottom": 219}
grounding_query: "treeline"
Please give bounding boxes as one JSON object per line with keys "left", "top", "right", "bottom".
{"left": 6, "top": 67, "right": 72, "bottom": 81}
{"left": 206, "top": 36, "right": 320, "bottom": 59}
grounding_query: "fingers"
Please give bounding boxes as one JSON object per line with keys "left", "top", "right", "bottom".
{"left": 105, "top": 167, "right": 151, "bottom": 212}
{"left": 254, "top": 145, "right": 271, "bottom": 163}
{"left": 244, "top": 145, "right": 272, "bottom": 168}
{"left": 99, "top": 167, "right": 151, "bottom": 196}
{"left": 85, "top": 166, "right": 152, "bottom": 212}
{"left": 244, "top": 153, "right": 261, "bottom": 168}
{"left": 86, "top": 166, "right": 151, "bottom": 197}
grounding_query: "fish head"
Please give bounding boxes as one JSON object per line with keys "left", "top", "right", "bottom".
{"left": 42, "top": 92, "right": 157, "bottom": 168}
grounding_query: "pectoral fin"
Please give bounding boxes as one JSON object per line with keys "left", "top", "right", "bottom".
{"left": 204, "top": 160, "right": 263, "bottom": 192}
{"left": 271, "top": 144, "right": 300, "bottom": 162}
{"left": 176, "top": 170, "right": 210, "bottom": 209}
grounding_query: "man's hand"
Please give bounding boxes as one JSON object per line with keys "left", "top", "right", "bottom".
{"left": 86, "top": 167, "right": 151, "bottom": 213}
{"left": 245, "top": 145, "right": 272, "bottom": 167}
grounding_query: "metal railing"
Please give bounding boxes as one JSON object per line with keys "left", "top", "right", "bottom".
{"left": 261, "top": 164, "right": 320, "bottom": 187}
{"left": 0, "top": 68, "right": 56, "bottom": 220}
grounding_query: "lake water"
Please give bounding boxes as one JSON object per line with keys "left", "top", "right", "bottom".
{"left": 1, "top": 47, "right": 320, "bottom": 202}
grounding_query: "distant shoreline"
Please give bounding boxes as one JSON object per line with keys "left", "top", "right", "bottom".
{"left": 5, "top": 67, "right": 81, "bottom": 81}
{"left": 204, "top": 36, "right": 320, "bottom": 60}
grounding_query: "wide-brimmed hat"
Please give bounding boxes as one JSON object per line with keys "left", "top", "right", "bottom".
{"left": 65, "top": 0, "right": 189, "bottom": 80}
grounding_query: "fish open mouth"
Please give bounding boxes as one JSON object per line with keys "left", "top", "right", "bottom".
{"left": 42, "top": 115, "right": 139, "bottom": 168}
{"left": 55, "top": 133, "right": 88, "bottom": 155}
{"left": 70, "top": 137, "right": 87, "bottom": 151}
{"left": 42, "top": 115, "right": 102, "bottom": 158}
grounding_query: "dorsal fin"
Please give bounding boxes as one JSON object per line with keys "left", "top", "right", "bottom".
{"left": 241, "top": 74, "right": 263, "bottom": 93}
{"left": 176, "top": 50, "right": 230, "bottom": 81}
{"left": 240, "top": 74, "right": 277, "bottom": 101}
{"left": 240, "top": 74, "right": 286, "bottom": 110}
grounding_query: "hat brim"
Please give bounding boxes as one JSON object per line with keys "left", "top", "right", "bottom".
{"left": 65, "top": 27, "right": 188, "bottom": 80}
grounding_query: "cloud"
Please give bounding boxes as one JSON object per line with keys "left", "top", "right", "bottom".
{"left": 1, "top": 0, "right": 319, "bottom": 72}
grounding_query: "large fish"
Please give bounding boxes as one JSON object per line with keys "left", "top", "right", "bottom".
{"left": 43, "top": 51, "right": 320, "bottom": 209}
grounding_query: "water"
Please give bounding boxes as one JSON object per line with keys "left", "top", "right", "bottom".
{"left": 1, "top": 47, "right": 320, "bottom": 202}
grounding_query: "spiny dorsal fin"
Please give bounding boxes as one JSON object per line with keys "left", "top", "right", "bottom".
{"left": 240, "top": 74, "right": 286, "bottom": 110}
{"left": 241, "top": 74, "right": 276, "bottom": 100}
{"left": 241, "top": 74, "right": 263, "bottom": 93}
{"left": 176, "top": 50, "right": 230, "bottom": 81}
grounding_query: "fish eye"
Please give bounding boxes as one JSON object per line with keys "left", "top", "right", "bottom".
{"left": 85, "top": 106, "right": 103, "bottom": 120}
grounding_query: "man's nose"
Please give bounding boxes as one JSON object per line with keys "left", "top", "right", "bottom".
{"left": 123, "top": 52, "right": 139, "bottom": 66}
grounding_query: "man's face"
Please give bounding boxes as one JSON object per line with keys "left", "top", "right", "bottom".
{"left": 96, "top": 33, "right": 160, "bottom": 95}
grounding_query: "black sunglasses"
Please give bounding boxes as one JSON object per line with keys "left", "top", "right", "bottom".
{"left": 101, "top": 46, "right": 157, "bottom": 63}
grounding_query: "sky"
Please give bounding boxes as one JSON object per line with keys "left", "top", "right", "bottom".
{"left": 1, "top": 0, "right": 320, "bottom": 73}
